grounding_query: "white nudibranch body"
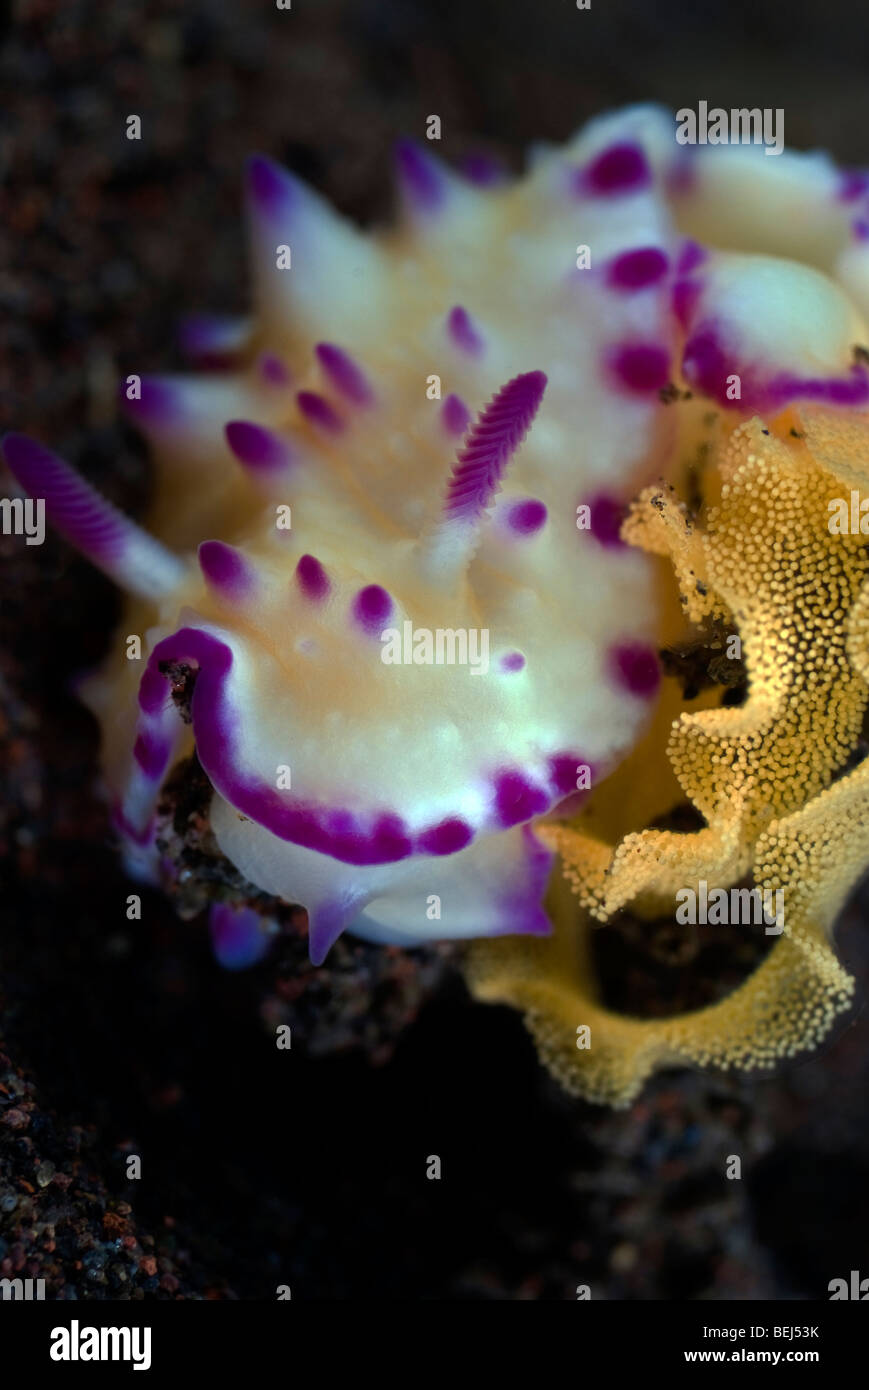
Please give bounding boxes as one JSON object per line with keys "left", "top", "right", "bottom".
{"left": 6, "top": 105, "right": 869, "bottom": 964}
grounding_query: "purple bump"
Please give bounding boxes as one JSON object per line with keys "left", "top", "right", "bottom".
{"left": 209, "top": 902, "right": 269, "bottom": 971}
{"left": 460, "top": 151, "right": 505, "bottom": 186}
{"left": 418, "top": 817, "right": 473, "bottom": 855}
{"left": 246, "top": 153, "right": 296, "bottom": 218}
{"left": 225, "top": 420, "right": 291, "bottom": 472}
{"left": 607, "top": 246, "right": 669, "bottom": 291}
{"left": 672, "top": 278, "right": 702, "bottom": 329}
{"left": 441, "top": 394, "right": 470, "bottom": 436}
{"left": 609, "top": 641, "right": 660, "bottom": 698}
{"left": 295, "top": 553, "right": 330, "bottom": 601}
{"left": 395, "top": 138, "right": 445, "bottom": 213}
{"left": 493, "top": 770, "right": 550, "bottom": 828}
{"left": 609, "top": 343, "right": 670, "bottom": 394}
{"left": 507, "top": 498, "right": 547, "bottom": 535}
{"left": 583, "top": 493, "right": 626, "bottom": 548}
{"left": 677, "top": 240, "right": 707, "bottom": 275}
{"left": 500, "top": 651, "right": 526, "bottom": 672}
{"left": 258, "top": 352, "right": 292, "bottom": 386}
{"left": 447, "top": 305, "right": 485, "bottom": 356}
{"left": 352, "top": 584, "right": 393, "bottom": 633}
{"left": 549, "top": 753, "right": 593, "bottom": 797}
{"left": 297, "top": 390, "right": 343, "bottom": 433}
{"left": 580, "top": 142, "right": 651, "bottom": 197}
{"left": 120, "top": 376, "right": 182, "bottom": 427}
{"left": 199, "top": 540, "right": 254, "bottom": 599}
{"left": 177, "top": 314, "right": 245, "bottom": 367}
{"left": 839, "top": 170, "right": 869, "bottom": 203}
{"left": 315, "top": 343, "right": 373, "bottom": 405}
{"left": 854, "top": 219, "right": 869, "bottom": 243}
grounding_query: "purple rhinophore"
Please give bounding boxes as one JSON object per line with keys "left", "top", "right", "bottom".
{"left": 199, "top": 540, "right": 255, "bottom": 599}
{"left": 209, "top": 902, "right": 270, "bottom": 971}
{"left": 225, "top": 420, "right": 292, "bottom": 472}
{"left": 444, "top": 371, "right": 547, "bottom": 523}
{"left": 394, "top": 138, "right": 446, "bottom": 212}
{"left": 315, "top": 342, "right": 373, "bottom": 405}
{"left": 2, "top": 434, "right": 128, "bottom": 564}
{"left": 578, "top": 142, "right": 651, "bottom": 197}
{"left": 506, "top": 498, "right": 547, "bottom": 535}
{"left": 417, "top": 817, "right": 474, "bottom": 855}
{"left": 607, "top": 246, "right": 669, "bottom": 291}
{"left": 447, "top": 305, "right": 485, "bottom": 356}
{"left": 583, "top": 492, "right": 626, "bottom": 548}
{"left": 492, "top": 769, "right": 550, "bottom": 828}
{"left": 609, "top": 641, "right": 660, "bottom": 698}
{"left": 441, "top": 393, "right": 470, "bottom": 436}
{"left": 295, "top": 553, "right": 330, "bottom": 601}
{"left": 352, "top": 583, "right": 393, "bottom": 633}
{"left": 500, "top": 651, "right": 526, "bottom": 673}
{"left": 297, "top": 390, "right": 343, "bottom": 433}
{"left": 609, "top": 342, "right": 670, "bottom": 394}
{"left": 246, "top": 153, "right": 297, "bottom": 218}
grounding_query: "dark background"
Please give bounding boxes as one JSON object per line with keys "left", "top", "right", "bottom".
{"left": 2, "top": 0, "right": 869, "bottom": 1301}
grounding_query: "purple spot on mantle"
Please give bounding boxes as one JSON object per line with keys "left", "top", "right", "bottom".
{"left": 607, "top": 246, "right": 669, "bottom": 291}
{"left": 507, "top": 498, "right": 547, "bottom": 535}
{"left": 209, "top": 902, "right": 269, "bottom": 971}
{"left": 582, "top": 492, "right": 626, "bottom": 548}
{"left": 579, "top": 142, "right": 651, "bottom": 197}
{"left": 225, "top": 420, "right": 291, "bottom": 472}
{"left": 609, "top": 342, "right": 670, "bottom": 394}
{"left": 548, "top": 752, "right": 593, "bottom": 797}
{"left": 418, "top": 817, "right": 473, "bottom": 855}
{"left": 199, "top": 540, "right": 253, "bottom": 598}
{"left": 441, "top": 394, "right": 470, "bottom": 436}
{"left": 295, "top": 553, "right": 330, "bottom": 601}
{"left": 353, "top": 584, "right": 393, "bottom": 632}
{"left": 395, "top": 138, "right": 445, "bottom": 212}
{"left": 297, "top": 391, "right": 342, "bottom": 433}
{"left": 493, "top": 770, "right": 550, "bottom": 828}
{"left": 447, "top": 305, "right": 485, "bottom": 356}
{"left": 315, "top": 343, "right": 373, "bottom": 405}
{"left": 672, "top": 278, "right": 702, "bottom": 330}
{"left": 500, "top": 651, "right": 526, "bottom": 672}
{"left": 677, "top": 240, "right": 707, "bottom": 275}
{"left": 609, "top": 641, "right": 660, "bottom": 698}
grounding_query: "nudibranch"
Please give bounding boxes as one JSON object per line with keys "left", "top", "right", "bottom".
{"left": 6, "top": 105, "right": 869, "bottom": 1101}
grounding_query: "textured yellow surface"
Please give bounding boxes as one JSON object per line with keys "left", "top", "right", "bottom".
{"left": 466, "top": 406, "right": 869, "bottom": 1104}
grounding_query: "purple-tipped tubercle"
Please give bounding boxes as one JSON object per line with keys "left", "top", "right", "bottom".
{"left": 353, "top": 584, "right": 393, "bottom": 633}
{"left": 199, "top": 540, "right": 255, "bottom": 599}
{"left": 395, "top": 138, "right": 446, "bottom": 213}
{"left": 225, "top": 420, "right": 292, "bottom": 473}
{"left": 441, "top": 394, "right": 470, "bottom": 436}
{"left": 315, "top": 343, "right": 373, "bottom": 405}
{"left": 297, "top": 391, "right": 343, "bottom": 433}
{"left": 295, "top": 553, "right": 330, "bottom": 601}
{"left": 247, "top": 153, "right": 297, "bottom": 218}
{"left": 447, "top": 305, "right": 485, "bottom": 356}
